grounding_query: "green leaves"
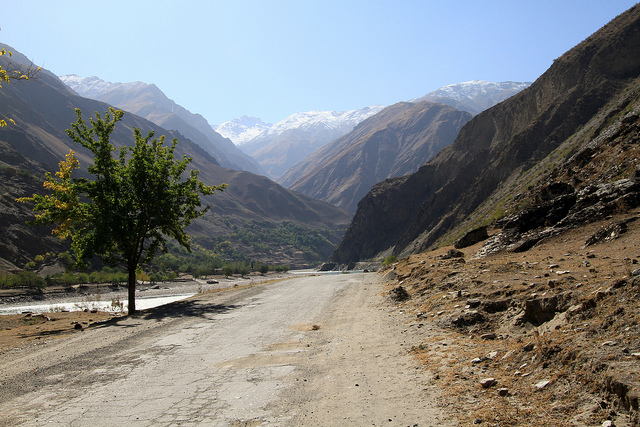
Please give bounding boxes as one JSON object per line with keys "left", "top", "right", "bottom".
{"left": 20, "top": 108, "right": 226, "bottom": 311}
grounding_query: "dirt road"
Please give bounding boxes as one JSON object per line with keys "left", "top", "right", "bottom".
{"left": 0, "top": 273, "right": 451, "bottom": 426}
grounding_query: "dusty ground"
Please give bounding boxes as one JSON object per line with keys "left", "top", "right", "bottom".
{"left": 382, "top": 209, "right": 640, "bottom": 426}
{"left": 2, "top": 210, "right": 640, "bottom": 426}
{"left": 0, "top": 272, "right": 289, "bottom": 354}
{"left": 0, "top": 272, "right": 450, "bottom": 426}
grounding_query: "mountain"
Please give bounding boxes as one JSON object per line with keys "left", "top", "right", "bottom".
{"left": 238, "top": 106, "right": 385, "bottom": 179}
{"left": 331, "top": 4, "right": 640, "bottom": 264}
{"left": 412, "top": 80, "right": 531, "bottom": 115}
{"left": 279, "top": 102, "right": 472, "bottom": 212}
{"left": 215, "top": 116, "right": 272, "bottom": 145}
{"left": 0, "top": 45, "right": 351, "bottom": 270}
{"left": 59, "top": 75, "right": 266, "bottom": 176}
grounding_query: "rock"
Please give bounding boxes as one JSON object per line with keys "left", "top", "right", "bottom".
{"left": 602, "top": 421, "right": 615, "bottom": 427}
{"left": 497, "top": 388, "right": 509, "bottom": 397}
{"left": 523, "top": 343, "right": 535, "bottom": 352}
{"left": 481, "top": 299, "right": 511, "bottom": 313}
{"left": 74, "top": 323, "right": 83, "bottom": 330}
{"left": 389, "top": 286, "right": 410, "bottom": 301}
{"left": 452, "top": 310, "right": 486, "bottom": 327}
{"left": 480, "top": 378, "right": 497, "bottom": 388}
{"left": 455, "top": 226, "right": 489, "bottom": 249}
{"left": 519, "top": 293, "right": 572, "bottom": 326}
{"left": 382, "top": 269, "right": 398, "bottom": 281}
{"left": 467, "top": 298, "right": 481, "bottom": 308}
{"left": 441, "top": 249, "right": 465, "bottom": 259}
{"left": 534, "top": 380, "right": 550, "bottom": 390}
{"left": 480, "top": 333, "right": 496, "bottom": 340}
{"left": 318, "top": 262, "right": 336, "bottom": 271}
{"left": 471, "top": 357, "right": 487, "bottom": 364}
{"left": 501, "top": 349, "right": 516, "bottom": 360}
{"left": 487, "top": 351, "right": 499, "bottom": 359}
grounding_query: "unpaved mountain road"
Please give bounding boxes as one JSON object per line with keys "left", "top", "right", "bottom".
{"left": 0, "top": 273, "right": 452, "bottom": 426}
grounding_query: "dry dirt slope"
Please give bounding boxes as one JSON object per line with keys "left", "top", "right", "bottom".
{"left": 382, "top": 209, "right": 640, "bottom": 426}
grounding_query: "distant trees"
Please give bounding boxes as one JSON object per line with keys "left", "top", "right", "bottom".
{"left": 18, "top": 108, "right": 226, "bottom": 313}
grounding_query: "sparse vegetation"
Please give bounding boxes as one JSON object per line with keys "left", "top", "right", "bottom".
{"left": 382, "top": 255, "right": 397, "bottom": 266}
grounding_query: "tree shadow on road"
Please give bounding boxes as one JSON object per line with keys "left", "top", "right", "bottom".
{"left": 138, "top": 298, "right": 242, "bottom": 321}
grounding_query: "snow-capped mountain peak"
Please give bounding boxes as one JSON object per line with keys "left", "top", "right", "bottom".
{"left": 259, "top": 106, "right": 385, "bottom": 138}
{"left": 60, "top": 74, "right": 147, "bottom": 98}
{"left": 412, "top": 80, "right": 531, "bottom": 115}
{"left": 215, "top": 116, "right": 272, "bottom": 145}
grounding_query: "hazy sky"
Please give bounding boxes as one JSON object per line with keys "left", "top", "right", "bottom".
{"left": 2, "top": 1, "right": 638, "bottom": 125}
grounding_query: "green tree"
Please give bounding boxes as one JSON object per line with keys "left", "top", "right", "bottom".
{"left": 19, "top": 108, "right": 226, "bottom": 313}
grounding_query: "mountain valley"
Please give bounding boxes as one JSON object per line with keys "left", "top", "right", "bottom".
{"left": 0, "top": 48, "right": 351, "bottom": 270}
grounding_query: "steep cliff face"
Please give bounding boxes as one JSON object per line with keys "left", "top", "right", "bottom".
{"left": 280, "top": 102, "right": 471, "bottom": 212}
{"left": 331, "top": 5, "right": 640, "bottom": 263}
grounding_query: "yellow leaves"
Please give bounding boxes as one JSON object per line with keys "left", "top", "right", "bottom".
{"left": 16, "top": 150, "right": 82, "bottom": 239}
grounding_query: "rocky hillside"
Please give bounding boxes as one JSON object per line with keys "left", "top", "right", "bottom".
{"left": 411, "top": 80, "right": 531, "bottom": 115}
{"left": 382, "top": 210, "right": 640, "bottom": 425}
{"left": 279, "top": 102, "right": 471, "bottom": 212}
{"left": 239, "top": 106, "right": 384, "bottom": 179}
{"left": 331, "top": 4, "right": 640, "bottom": 264}
{"left": 60, "top": 75, "right": 266, "bottom": 176}
{"left": 0, "top": 47, "right": 351, "bottom": 269}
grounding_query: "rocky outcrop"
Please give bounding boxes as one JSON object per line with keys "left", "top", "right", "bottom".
{"left": 476, "top": 169, "right": 640, "bottom": 258}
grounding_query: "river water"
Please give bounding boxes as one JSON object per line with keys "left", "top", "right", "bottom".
{"left": 0, "top": 293, "right": 196, "bottom": 315}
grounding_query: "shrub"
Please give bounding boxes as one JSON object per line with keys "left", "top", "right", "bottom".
{"left": 382, "top": 255, "right": 398, "bottom": 266}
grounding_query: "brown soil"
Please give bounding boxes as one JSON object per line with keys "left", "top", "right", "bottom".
{"left": 383, "top": 209, "right": 640, "bottom": 426}
{"left": 0, "top": 311, "right": 115, "bottom": 353}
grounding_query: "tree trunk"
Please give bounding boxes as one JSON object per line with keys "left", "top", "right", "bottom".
{"left": 128, "top": 267, "right": 136, "bottom": 314}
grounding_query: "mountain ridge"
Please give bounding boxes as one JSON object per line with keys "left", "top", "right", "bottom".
{"left": 238, "top": 106, "right": 385, "bottom": 179}
{"left": 411, "top": 80, "right": 531, "bottom": 115}
{"left": 0, "top": 47, "right": 351, "bottom": 269}
{"left": 279, "top": 101, "right": 472, "bottom": 212}
{"left": 60, "top": 75, "right": 266, "bottom": 176}
{"left": 330, "top": 4, "right": 640, "bottom": 264}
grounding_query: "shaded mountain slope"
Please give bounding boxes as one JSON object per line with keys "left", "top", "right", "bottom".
{"left": 60, "top": 75, "right": 266, "bottom": 176}
{"left": 0, "top": 46, "right": 351, "bottom": 269}
{"left": 331, "top": 4, "right": 640, "bottom": 263}
{"left": 279, "top": 102, "right": 471, "bottom": 212}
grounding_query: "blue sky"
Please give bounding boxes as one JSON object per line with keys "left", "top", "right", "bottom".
{"left": 2, "top": 1, "right": 638, "bottom": 125}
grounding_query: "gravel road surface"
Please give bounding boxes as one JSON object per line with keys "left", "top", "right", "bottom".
{"left": 0, "top": 273, "right": 451, "bottom": 426}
